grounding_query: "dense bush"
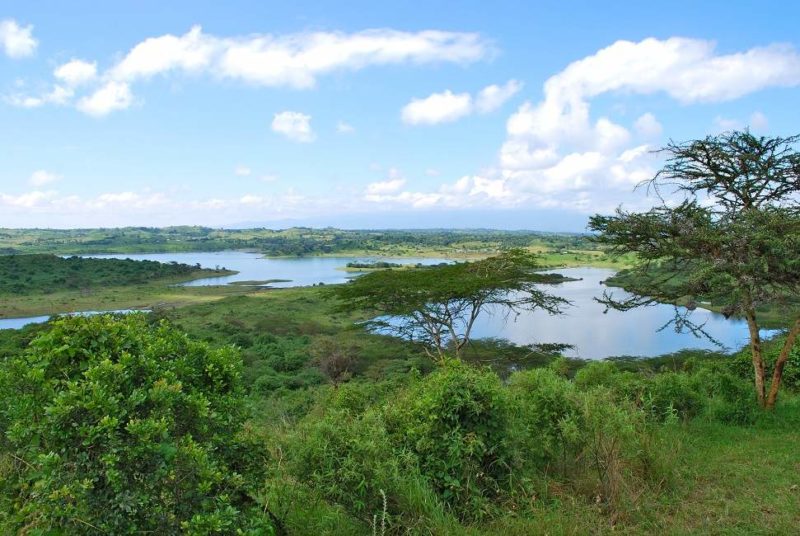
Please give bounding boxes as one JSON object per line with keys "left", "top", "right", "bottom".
{"left": 729, "top": 334, "right": 800, "bottom": 391}
{"left": 0, "top": 314, "right": 272, "bottom": 534}
{"left": 383, "top": 361, "right": 509, "bottom": 520}
{"left": 287, "top": 408, "right": 402, "bottom": 519}
{"left": 507, "top": 368, "right": 580, "bottom": 471}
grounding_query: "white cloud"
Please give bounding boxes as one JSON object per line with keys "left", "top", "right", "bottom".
{"left": 76, "top": 81, "right": 133, "bottom": 117}
{"left": 234, "top": 165, "right": 252, "bottom": 177}
{"left": 272, "top": 111, "right": 315, "bottom": 142}
{"left": 29, "top": 170, "right": 61, "bottom": 187}
{"left": 216, "top": 28, "right": 489, "bottom": 89}
{"left": 111, "top": 26, "right": 215, "bottom": 81}
{"left": 0, "top": 19, "right": 37, "bottom": 58}
{"left": 402, "top": 79, "right": 522, "bottom": 125}
{"left": 11, "top": 26, "right": 489, "bottom": 116}
{"left": 336, "top": 120, "right": 355, "bottom": 133}
{"left": 401, "top": 90, "right": 472, "bottom": 125}
{"left": 369, "top": 37, "right": 800, "bottom": 215}
{"left": 260, "top": 174, "right": 279, "bottom": 182}
{"left": 475, "top": 79, "right": 522, "bottom": 113}
{"left": 54, "top": 59, "right": 98, "bottom": 87}
{"left": 634, "top": 113, "right": 663, "bottom": 138}
{"left": 366, "top": 178, "right": 406, "bottom": 196}
{"left": 7, "top": 85, "right": 73, "bottom": 108}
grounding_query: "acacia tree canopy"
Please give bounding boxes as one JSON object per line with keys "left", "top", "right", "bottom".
{"left": 590, "top": 130, "right": 800, "bottom": 409}
{"left": 329, "top": 250, "right": 569, "bottom": 360}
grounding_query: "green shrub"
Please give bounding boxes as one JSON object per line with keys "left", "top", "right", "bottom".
{"left": 691, "top": 366, "right": 758, "bottom": 424}
{"left": 507, "top": 368, "right": 580, "bottom": 470}
{"left": 383, "top": 361, "right": 508, "bottom": 520}
{"left": 729, "top": 334, "right": 800, "bottom": 391}
{"left": 567, "top": 388, "right": 676, "bottom": 511}
{"left": 287, "top": 408, "right": 402, "bottom": 519}
{"left": 574, "top": 360, "right": 619, "bottom": 390}
{"left": 0, "top": 314, "right": 272, "bottom": 534}
{"left": 644, "top": 372, "right": 705, "bottom": 421}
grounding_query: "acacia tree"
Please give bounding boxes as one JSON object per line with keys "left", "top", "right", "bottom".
{"left": 590, "top": 131, "right": 800, "bottom": 409}
{"left": 329, "top": 250, "right": 568, "bottom": 361}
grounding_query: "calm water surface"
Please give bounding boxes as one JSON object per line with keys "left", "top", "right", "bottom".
{"left": 470, "top": 267, "right": 774, "bottom": 359}
{"left": 1, "top": 254, "right": 774, "bottom": 359}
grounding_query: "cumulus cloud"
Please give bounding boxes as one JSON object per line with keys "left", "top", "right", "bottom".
{"left": 401, "top": 90, "right": 472, "bottom": 125}
{"left": 0, "top": 19, "right": 37, "bottom": 58}
{"left": 374, "top": 37, "right": 800, "bottom": 214}
{"left": 475, "top": 79, "right": 522, "bottom": 113}
{"left": 234, "top": 165, "right": 252, "bottom": 177}
{"left": 76, "top": 81, "right": 133, "bottom": 116}
{"left": 272, "top": 111, "right": 315, "bottom": 142}
{"left": 634, "top": 113, "right": 663, "bottom": 138}
{"left": 29, "top": 170, "right": 61, "bottom": 187}
{"left": 401, "top": 79, "right": 522, "bottom": 125}
{"left": 54, "top": 59, "right": 98, "bottom": 87}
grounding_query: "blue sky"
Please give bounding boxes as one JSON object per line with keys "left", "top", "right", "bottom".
{"left": 1, "top": 0, "right": 799, "bottom": 230}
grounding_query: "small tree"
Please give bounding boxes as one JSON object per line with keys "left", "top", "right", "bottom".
{"left": 311, "top": 337, "right": 356, "bottom": 388}
{"left": 329, "top": 250, "right": 568, "bottom": 361}
{"left": 0, "top": 314, "right": 274, "bottom": 533}
{"left": 590, "top": 131, "right": 800, "bottom": 409}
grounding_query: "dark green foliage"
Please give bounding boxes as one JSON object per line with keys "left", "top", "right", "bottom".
{"left": 383, "top": 361, "right": 508, "bottom": 520}
{"left": 0, "top": 254, "right": 223, "bottom": 295}
{"left": 0, "top": 314, "right": 272, "bottom": 534}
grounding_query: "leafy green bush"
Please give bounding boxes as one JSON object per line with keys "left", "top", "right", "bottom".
{"left": 383, "top": 361, "right": 508, "bottom": 520}
{"left": 286, "top": 408, "right": 403, "bottom": 520}
{"left": 690, "top": 365, "right": 758, "bottom": 424}
{"left": 729, "top": 334, "right": 800, "bottom": 391}
{"left": 0, "top": 314, "right": 272, "bottom": 534}
{"left": 644, "top": 372, "right": 705, "bottom": 421}
{"left": 507, "top": 368, "right": 580, "bottom": 470}
{"left": 574, "top": 360, "right": 619, "bottom": 390}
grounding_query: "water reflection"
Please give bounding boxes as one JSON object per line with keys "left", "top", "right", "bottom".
{"left": 469, "top": 267, "right": 775, "bottom": 359}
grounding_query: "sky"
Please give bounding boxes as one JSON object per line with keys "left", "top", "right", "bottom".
{"left": 1, "top": 0, "right": 799, "bottom": 231}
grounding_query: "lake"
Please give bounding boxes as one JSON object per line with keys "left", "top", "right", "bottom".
{"left": 80, "top": 251, "right": 452, "bottom": 287}
{"left": 469, "top": 267, "right": 774, "bottom": 359}
{"left": 0, "top": 253, "right": 774, "bottom": 359}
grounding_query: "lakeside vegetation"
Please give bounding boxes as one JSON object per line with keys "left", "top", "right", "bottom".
{"left": 0, "top": 227, "right": 634, "bottom": 268}
{"left": 0, "top": 254, "right": 240, "bottom": 319}
{"left": 0, "top": 131, "right": 797, "bottom": 533}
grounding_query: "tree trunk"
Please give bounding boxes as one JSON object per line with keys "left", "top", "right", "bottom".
{"left": 765, "top": 316, "right": 800, "bottom": 410}
{"left": 744, "top": 307, "right": 766, "bottom": 407}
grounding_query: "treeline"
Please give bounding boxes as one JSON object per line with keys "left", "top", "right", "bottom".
{"left": 0, "top": 254, "right": 216, "bottom": 295}
{"left": 0, "top": 227, "right": 595, "bottom": 256}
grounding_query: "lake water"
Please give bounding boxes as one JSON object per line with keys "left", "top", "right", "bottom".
{"left": 79, "top": 251, "right": 452, "bottom": 287}
{"left": 1, "top": 253, "right": 774, "bottom": 359}
{"left": 469, "top": 267, "right": 773, "bottom": 359}
{"left": 0, "top": 309, "right": 148, "bottom": 330}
